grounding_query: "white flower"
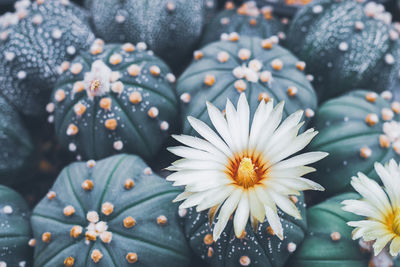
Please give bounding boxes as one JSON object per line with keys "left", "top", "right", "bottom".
{"left": 83, "top": 60, "right": 112, "bottom": 100}
{"left": 342, "top": 159, "right": 400, "bottom": 257}
{"left": 167, "top": 94, "right": 327, "bottom": 241}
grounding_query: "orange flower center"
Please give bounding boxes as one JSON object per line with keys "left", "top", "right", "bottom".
{"left": 392, "top": 210, "right": 400, "bottom": 236}
{"left": 227, "top": 154, "right": 268, "bottom": 189}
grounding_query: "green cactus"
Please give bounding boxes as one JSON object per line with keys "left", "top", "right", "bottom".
{"left": 201, "top": 1, "right": 286, "bottom": 46}
{"left": 0, "top": 95, "right": 34, "bottom": 186}
{"left": 0, "top": 0, "right": 94, "bottom": 117}
{"left": 84, "top": 0, "right": 216, "bottom": 70}
{"left": 0, "top": 185, "right": 32, "bottom": 266}
{"left": 177, "top": 35, "right": 317, "bottom": 134}
{"left": 308, "top": 90, "right": 400, "bottom": 197}
{"left": 287, "top": 193, "right": 369, "bottom": 267}
{"left": 286, "top": 0, "right": 400, "bottom": 102}
{"left": 48, "top": 42, "right": 178, "bottom": 161}
{"left": 31, "top": 154, "right": 191, "bottom": 267}
{"left": 182, "top": 194, "right": 306, "bottom": 267}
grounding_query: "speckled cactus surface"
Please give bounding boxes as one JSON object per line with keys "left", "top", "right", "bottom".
{"left": 85, "top": 0, "right": 216, "bottom": 70}
{"left": 308, "top": 90, "right": 400, "bottom": 196}
{"left": 287, "top": 0, "right": 400, "bottom": 101}
{"left": 0, "top": 94, "right": 34, "bottom": 186}
{"left": 201, "top": 1, "right": 286, "bottom": 46}
{"left": 0, "top": 185, "right": 32, "bottom": 266}
{"left": 177, "top": 35, "right": 317, "bottom": 134}
{"left": 31, "top": 154, "right": 191, "bottom": 267}
{"left": 0, "top": 0, "right": 94, "bottom": 116}
{"left": 48, "top": 41, "right": 178, "bottom": 161}
{"left": 182, "top": 194, "right": 306, "bottom": 267}
{"left": 287, "top": 193, "right": 369, "bottom": 267}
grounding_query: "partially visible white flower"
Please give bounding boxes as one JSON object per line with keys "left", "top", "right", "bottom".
{"left": 83, "top": 60, "right": 112, "bottom": 100}
{"left": 342, "top": 159, "right": 400, "bottom": 257}
{"left": 167, "top": 94, "right": 327, "bottom": 241}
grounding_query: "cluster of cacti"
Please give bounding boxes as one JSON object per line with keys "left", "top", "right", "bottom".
{"left": 182, "top": 194, "right": 307, "bottom": 267}
{"left": 0, "top": 0, "right": 94, "bottom": 116}
{"left": 201, "top": 1, "right": 287, "bottom": 46}
{"left": 47, "top": 41, "right": 178, "bottom": 161}
{"left": 3, "top": 0, "right": 400, "bottom": 266}
{"left": 308, "top": 90, "right": 400, "bottom": 196}
{"left": 177, "top": 35, "right": 317, "bottom": 134}
{"left": 84, "top": 0, "right": 216, "bottom": 69}
{"left": 31, "top": 154, "right": 191, "bottom": 266}
{"left": 287, "top": 0, "right": 400, "bottom": 101}
{"left": 0, "top": 185, "right": 32, "bottom": 266}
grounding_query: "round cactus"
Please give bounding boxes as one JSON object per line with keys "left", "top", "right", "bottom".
{"left": 0, "top": 185, "right": 32, "bottom": 266}
{"left": 0, "top": 0, "right": 94, "bottom": 116}
{"left": 182, "top": 194, "right": 306, "bottom": 267}
{"left": 286, "top": 0, "right": 400, "bottom": 102}
{"left": 308, "top": 90, "right": 400, "bottom": 196}
{"left": 85, "top": 0, "right": 215, "bottom": 69}
{"left": 177, "top": 35, "right": 317, "bottom": 134}
{"left": 31, "top": 154, "right": 191, "bottom": 266}
{"left": 47, "top": 41, "right": 178, "bottom": 161}
{"left": 0, "top": 95, "right": 34, "bottom": 186}
{"left": 201, "top": 1, "right": 286, "bottom": 46}
{"left": 287, "top": 193, "right": 369, "bottom": 267}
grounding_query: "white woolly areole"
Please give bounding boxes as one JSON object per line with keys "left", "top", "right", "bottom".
{"left": 383, "top": 121, "right": 400, "bottom": 143}
{"left": 84, "top": 60, "right": 112, "bottom": 100}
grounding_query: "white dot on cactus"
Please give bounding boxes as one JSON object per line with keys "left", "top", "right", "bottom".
{"left": 46, "top": 103, "right": 55, "bottom": 113}
{"left": 4, "top": 51, "right": 15, "bottom": 61}
{"left": 220, "top": 17, "right": 230, "bottom": 25}
{"left": 166, "top": 73, "right": 176, "bottom": 83}
{"left": 76, "top": 155, "right": 82, "bottom": 161}
{"left": 233, "top": 66, "right": 245, "bottom": 79}
{"left": 385, "top": 54, "right": 395, "bottom": 65}
{"left": 305, "top": 108, "right": 315, "bottom": 118}
{"left": 306, "top": 74, "right": 314, "bottom": 82}
{"left": 32, "top": 14, "right": 43, "bottom": 25}
{"left": 343, "top": 161, "right": 348, "bottom": 166}
{"left": 206, "top": 0, "right": 214, "bottom": 8}
{"left": 3, "top": 205, "right": 12, "bottom": 214}
{"left": 86, "top": 160, "right": 96, "bottom": 168}
{"left": 52, "top": 29, "right": 62, "bottom": 39}
{"left": 19, "top": 261, "right": 26, "bottom": 267}
{"left": 136, "top": 42, "right": 147, "bottom": 51}
{"left": 160, "top": 121, "right": 169, "bottom": 131}
{"left": 143, "top": 167, "right": 152, "bottom": 175}
{"left": 278, "top": 32, "right": 286, "bottom": 40}
{"left": 220, "top": 33, "right": 229, "bottom": 41}
{"left": 67, "top": 46, "right": 76, "bottom": 55}
{"left": 312, "top": 5, "right": 323, "bottom": 14}
{"left": 381, "top": 91, "right": 393, "bottom": 100}
{"left": 113, "top": 141, "right": 123, "bottom": 151}
{"left": 17, "top": 71, "right": 26, "bottom": 79}
{"left": 288, "top": 242, "right": 297, "bottom": 253}
{"left": 344, "top": 116, "right": 349, "bottom": 122}
{"left": 47, "top": 115, "right": 54, "bottom": 123}
{"left": 355, "top": 21, "right": 364, "bottom": 30}
{"left": 180, "top": 92, "right": 191, "bottom": 103}
{"left": 338, "top": 42, "right": 348, "bottom": 51}
{"left": 69, "top": 143, "right": 77, "bottom": 152}
{"left": 270, "top": 35, "right": 279, "bottom": 44}
{"left": 389, "top": 30, "right": 399, "bottom": 40}
{"left": 0, "top": 261, "right": 6, "bottom": 267}
{"left": 178, "top": 208, "right": 187, "bottom": 218}
{"left": 61, "top": 0, "right": 70, "bottom": 5}
{"left": 115, "top": 14, "right": 125, "bottom": 23}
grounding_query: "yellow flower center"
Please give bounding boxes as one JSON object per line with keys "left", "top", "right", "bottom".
{"left": 90, "top": 79, "right": 101, "bottom": 93}
{"left": 237, "top": 158, "right": 258, "bottom": 188}
{"left": 227, "top": 154, "right": 268, "bottom": 189}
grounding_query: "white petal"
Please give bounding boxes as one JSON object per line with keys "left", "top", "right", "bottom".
{"left": 269, "top": 190, "right": 302, "bottom": 219}
{"left": 269, "top": 166, "right": 316, "bottom": 178}
{"left": 390, "top": 237, "right": 400, "bottom": 256}
{"left": 225, "top": 98, "right": 242, "bottom": 152}
{"left": 167, "top": 146, "right": 226, "bottom": 164}
{"left": 271, "top": 152, "right": 328, "bottom": 170}
{"left": 170, "top": 159, "right": 225, "bottom": 171}
{"left": 373, "top": 233, "right": 395, "bottom": 256}
{"left": 236, "top": 93, "right": 250, "bottom": 151}
{"left": 233, "top": 192, "right": 250, "bottom": 238}
{"left": 213, "top": 189, "right": 242, "bottom": 240}
{"left": 207, "top": 101, "right": 234, "bottom": 149}
{"left": 267, "top": 177, "right": 324, "bottom": 192}
{"left": 196, "top": 185, "right": 235, "bottom": 212}
{"left": 342, "top": 199, "right": 386, "bottom": 222}
{"left": 179, "top": 187, "right": 227, "bottom": 209}
{"left": 248, "top": 99, "right": 273, "bottom": 150}
{"left": 375, "top": 162, "right": 400, "bottom": 207}
{"left": 173, "top": 191, "right": 193, "bottom": 202}
{"left": 265, "top": 205, "right": 283, "bottom": 240}
{"left": 248, "top": 188, "right": 266, "bottom": 222}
